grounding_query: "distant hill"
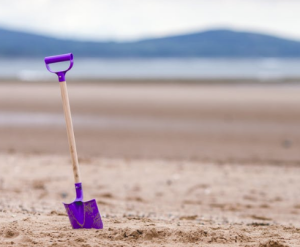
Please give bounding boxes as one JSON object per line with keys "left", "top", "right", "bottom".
{"left": 1, "top": 28, "right": 300, "bottom": 57}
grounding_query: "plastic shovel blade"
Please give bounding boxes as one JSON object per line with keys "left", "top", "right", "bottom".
{"left": 64, "top": 199, "right": 103, "bottom": 229}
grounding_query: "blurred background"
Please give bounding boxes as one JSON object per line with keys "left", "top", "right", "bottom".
{"left": 1, "top": 0, "right": 300, "bottom": 163}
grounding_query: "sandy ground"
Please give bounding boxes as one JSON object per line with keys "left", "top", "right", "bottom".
{"left": 1, "top": 154, "right": 300, "bottom": 246}
{"left": 1, "top": 81, "right": 300, "bottom": 246}
{"left": 1, "top": 81, "right": 300, "bottom": 162}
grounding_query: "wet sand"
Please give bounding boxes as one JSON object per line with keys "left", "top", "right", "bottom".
{"left": 1, "top": 81, "right": 300, "bottom": 246}
{"left": 1, "top": 81, "right": 300, "bottom": 162}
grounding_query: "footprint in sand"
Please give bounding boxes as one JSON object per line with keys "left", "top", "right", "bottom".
{"left": 3, "top": 228, "right": 19, "bottom": 239}
{"left": 2, "top": 228, "right": 34, "bottom": 245}
{"left": 2, "top": 223, "right": 34, "bottom": 244}
{"left": 32, "top": 179, "right": 46, "bottom": 190}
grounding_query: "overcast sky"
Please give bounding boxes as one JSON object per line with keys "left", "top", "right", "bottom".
{"left": 0, "top": 0, "right": 299, "bottom": 41}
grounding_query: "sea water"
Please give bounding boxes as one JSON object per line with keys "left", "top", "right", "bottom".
{"left": 1, "top": 58, "right": 300, "bottom": 80}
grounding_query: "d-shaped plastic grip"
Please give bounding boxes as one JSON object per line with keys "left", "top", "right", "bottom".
{"left": 44, "top": 53, "right": 74, "bottom": 82}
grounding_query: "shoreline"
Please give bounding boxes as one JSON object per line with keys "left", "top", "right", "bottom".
{"left": 2, "top": 77, "right": 300, "bottom": 85}
{"left": 1, "top": 81, "right": 300, "bottom": 162}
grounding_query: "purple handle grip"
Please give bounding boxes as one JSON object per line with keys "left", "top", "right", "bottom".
{"left": 44, "top": 53, "right": 74, "bottom": 82}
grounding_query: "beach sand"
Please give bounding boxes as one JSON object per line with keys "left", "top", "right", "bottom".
{"left": 1, "top": 81, "right": 300, "bottom": 246}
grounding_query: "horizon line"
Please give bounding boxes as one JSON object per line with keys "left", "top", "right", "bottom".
{"left": 1, "top": 25, "right": 300, "bottom": 44}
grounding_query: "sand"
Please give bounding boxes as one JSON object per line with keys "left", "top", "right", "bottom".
{"left": 1, "top": 81, "right": 300, "bottom": 162}
{"left": 1, "top": 81, "right": 300, "bottom": 246}
{"left": 1, "top": 154, "right": 300, "bottom": 246}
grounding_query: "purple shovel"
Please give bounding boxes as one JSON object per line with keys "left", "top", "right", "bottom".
{"left": 44, "top": 53, "right": 103, "bottom": 229}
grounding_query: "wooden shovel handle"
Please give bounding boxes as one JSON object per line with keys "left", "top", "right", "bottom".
{"left": 60, "top": 81, "right": 81, "bottom": 183}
